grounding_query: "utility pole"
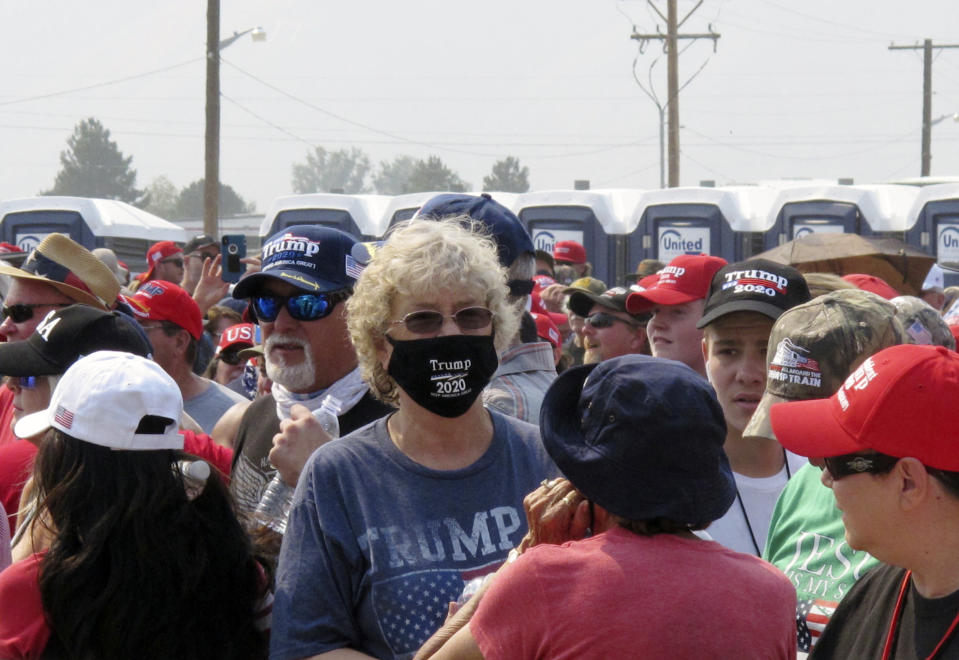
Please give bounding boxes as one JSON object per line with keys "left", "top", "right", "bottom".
{"left": 204, "top": 0, "right": 220, "bottom": 239}
{"left": 889, "top": 39, "right": 959, "bottom": 177}
{"left": 631, "top": 0, "right": 719, "bottom": 188}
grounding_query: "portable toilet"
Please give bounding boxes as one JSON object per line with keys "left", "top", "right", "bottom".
{"left": 260, "top": 193, "right": 390, "bottom": 242}
{"left": 904, "top": 183, "right": 959, "bottom": 285}
{"left": 763, "top": 185, "right": 919, "bottom": 249}
{"left": 626, "top": 186, "right": 777, "bottom": 269}
{"left": 382, "top": 192, "right": 446, "bottom": 229}
{"left": 0, "top": 196, "right": 188, "bottom": 272}
{"left": 512, "top": 189, "right": 637, "bottom": 287}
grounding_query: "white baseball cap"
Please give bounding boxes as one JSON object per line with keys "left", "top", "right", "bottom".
{"left": 15, "top": 351, "right": 184, "bottom": 450}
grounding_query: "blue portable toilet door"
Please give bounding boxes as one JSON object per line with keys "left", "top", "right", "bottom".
{"left": 0, "top": 210, "right": 95, "bottom": 252}
{"left": 520, "top": 206, "right": 615, "bottom": 286}
{"left": 268, "top": 209, "right": 365, "bottom": 241}
{"left": 784, "top": 202, "right": 860, "bottom": 243}
{"left": 654, "top": 220, "right": 718, "bottom": 262}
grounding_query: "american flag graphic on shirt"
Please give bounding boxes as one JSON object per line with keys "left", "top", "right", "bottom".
{"left": 374, "top": 567, "right": 492, "bottom": 658}
{"left": 797, "top": 597, "right": 838, "bottom": 653}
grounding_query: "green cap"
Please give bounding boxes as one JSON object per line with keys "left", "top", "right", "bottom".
{"left": 743, "top": 288, "right": 907, "bottom": 443}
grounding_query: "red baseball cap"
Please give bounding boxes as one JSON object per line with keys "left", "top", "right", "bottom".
{"left": 625, "top": 254, "right": 727, "bottom": 314}
{"left": 842, "top": 273, "right": 899, "bottom": 300}
{"left": 216, "top": 323, "right": 258, "bottom": 355}
{"left": 770, "top": 344, "right": 959, "bottom": 470}
{"left": 141, "top": 241, "right": 183, "bottom": 282}
{"left": 531, "top": 312, "right": 562, "bottom": 350}
{"left": 553, "top": 241, "right": 586, "bottom": 265}
{"left": 128, "top": 280, "right": 203, "bottom": 340}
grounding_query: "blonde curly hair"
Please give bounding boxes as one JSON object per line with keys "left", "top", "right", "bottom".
{"left": 347, "top": 218, "right": 519, "bottom": 405}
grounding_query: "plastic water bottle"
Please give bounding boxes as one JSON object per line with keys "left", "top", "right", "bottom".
{"left": 254, "top": 395, "right": 341, "bottom": 534}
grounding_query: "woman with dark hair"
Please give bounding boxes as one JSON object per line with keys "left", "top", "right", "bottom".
{"left": 0, "top": 351, "right": 269, "bottom": 660}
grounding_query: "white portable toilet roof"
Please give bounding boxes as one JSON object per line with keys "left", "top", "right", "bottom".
{"left": 905, "top": 183, "right": 959, "bottom": 231}
{"left": 764, "top": 184, "right": 920, "bottom": 233}
{"left": 627, "top": 186, "right": 778, "bottom": 233}
{"left": 0, "top": 196, "right": 189, "bottom": 243}
{"left": 260, "top": 193, "right": 391, "bottom": 239}
{"left": 512, "top": 189, "right": 633, "bottom": 234}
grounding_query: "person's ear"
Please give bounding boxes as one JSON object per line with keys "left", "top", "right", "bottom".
{"left": 896, "top": 457, "right": 930, "bottom": 511}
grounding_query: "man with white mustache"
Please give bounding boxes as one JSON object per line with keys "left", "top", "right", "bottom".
{"left": 228, "top": 225, "right": 392, "bottom": 517}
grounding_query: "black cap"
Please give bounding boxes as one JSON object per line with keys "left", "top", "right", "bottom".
{"left": 184, "top": 234, "right": 218, "bottom": 255}
{"left": 697, "top": 259, "right": 811, "bottom": 328}
{"left": 0, "top": 305, "right": 152, "bottom": 377}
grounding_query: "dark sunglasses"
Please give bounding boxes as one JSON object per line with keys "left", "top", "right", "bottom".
{"left": 391, "top": 306, "right": 494, "bottom": 335}
{"left": 585, "top": 312, "right": 640, "bottom": 329}
{"left": 823, "top": 453, "right": 900, "bottom": 480}
{"left": 1, "top": 303, "right": 70, "bottom": 324}
{"left": 251, "top": 291, "right": 348, "bottom": 323}
{"left": 219, "top": 349, "right": 245, "bottom": 366}
{"left": 190, "top": 251, "right": 218, "bottom": 261}
{"left": 161, "top": 258, "right": 184, "bottom": 269}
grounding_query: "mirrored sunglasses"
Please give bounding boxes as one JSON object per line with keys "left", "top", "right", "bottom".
{"left": 251, "top": 291, "right": 348, "bottom": 323}
{"left": 17, "top": 376, "right": 40, "bottom": 389}
{"left": 1, "top": 303, "right": 70, "bottom": 324}
{"left": 822, "top": 452, "right": 900, "bottom": 480}
{"left": 391, "top": 306, "right": 494, "bottom": 335}
{"left": 585, "top": 311, "right": 639, "bottom": 329}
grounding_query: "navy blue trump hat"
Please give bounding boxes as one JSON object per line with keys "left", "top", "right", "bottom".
{"left": 540, "top": 354, "right": 735, "bottom": 526}
{"left": 416, "top": 192, "right": 533, "bottom": 267}
{"left": 233, "top": 225, "right": 360, "bottom": 299}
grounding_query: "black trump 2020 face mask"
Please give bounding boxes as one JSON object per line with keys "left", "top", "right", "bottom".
{"left": 385, "top": 334, "right": 499, "bottom": 418}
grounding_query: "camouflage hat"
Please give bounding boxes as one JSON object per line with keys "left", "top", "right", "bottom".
{"left": 742, "top": 288, "right": 907, "bottom": 443}
{"left": 564, "top": 276, "right": 607, "bottom": 297}
{"left": 891, "top": 295, "right": 956, "bottom": 350}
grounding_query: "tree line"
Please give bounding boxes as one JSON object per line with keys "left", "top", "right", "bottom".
{"left": 40, "top": 117, "right": 531, "bottom": 219}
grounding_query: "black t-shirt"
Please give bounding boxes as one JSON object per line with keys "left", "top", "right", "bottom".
{"left": 229, "top": 391, "right": 393, "bottom": 516}
{"left": 812, "top": 563, "right": 959, "bottom": 659}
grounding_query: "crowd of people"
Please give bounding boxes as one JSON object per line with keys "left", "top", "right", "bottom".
{"left": 0, "top": 192, "right": 957, "bottom": 659}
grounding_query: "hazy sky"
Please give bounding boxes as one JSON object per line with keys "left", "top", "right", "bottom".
{"left": 2, "top": 1, "right": 958, "bottom": 216}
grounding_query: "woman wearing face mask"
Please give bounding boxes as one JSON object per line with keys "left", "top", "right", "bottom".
{"left": 270, "top": 218, "right": 558, "bottom": 660}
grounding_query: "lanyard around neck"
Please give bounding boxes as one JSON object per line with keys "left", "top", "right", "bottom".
{"left": 881, "top": 570, "right": 959, "bottom": 660}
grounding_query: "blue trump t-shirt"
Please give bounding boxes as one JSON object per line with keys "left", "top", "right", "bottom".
{"left": 270, "top": 410, "right": 558, "bottom": 660}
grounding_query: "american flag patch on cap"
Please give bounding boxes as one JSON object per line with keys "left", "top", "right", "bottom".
{"left": 344, "top": 254, "right": 364, "bottom": 279}
{"left": 54, "top": 405, "right": 75, "bottom": 429}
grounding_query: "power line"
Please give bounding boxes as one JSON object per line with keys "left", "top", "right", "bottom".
{"left": 0, "top": 58, "right": 201, "bottom": 108}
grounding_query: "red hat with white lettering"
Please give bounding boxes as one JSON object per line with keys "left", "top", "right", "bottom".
{"left": 128, "top": 280, "right": 203, "bottom": 340}
{"left": 553, "top": 241, "right": 586, "bottom": 265}
{"left": 216, "top": 323, "right": 258, "bottom": 355}
{"left": 531, "top": 312, "right": 562, "bottom": 350}
{"left": 770, "top": 344, "right": 959, "bottom": 470}
{"left": 625, "top": 254, "right": 727, "bottom": 314}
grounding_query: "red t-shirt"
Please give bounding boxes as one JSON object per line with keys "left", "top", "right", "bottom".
{"left": 471, "top": 527, "right": 797, "bottom": 659}
{"left": 0, "top": 440, "right": 37, "bottom": 534}
{"left": 0, "top": 553, "right": 48, "bottom": 658}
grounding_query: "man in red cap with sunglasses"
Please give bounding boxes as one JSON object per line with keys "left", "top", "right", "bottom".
{"left": 128, "top": 240, "right": 184, "bottom": 292}
{"left": 770, "top": 344, "right": 959, "bottom": 659}
{"left": 227, "top": 225, "right": 392, "bottom": 517}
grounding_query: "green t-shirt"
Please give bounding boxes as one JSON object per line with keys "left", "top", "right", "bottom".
{"left": 763, "top": 462, "right": 879, "bottom": 657}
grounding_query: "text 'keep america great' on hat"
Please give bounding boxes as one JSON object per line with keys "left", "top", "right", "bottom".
{"left": 232, "top": 225, "right": 360, "bottom": 299}
{"left": 770, "top": 344, "right": 959, "bottom": 472}
{"left": 697, "top": 259, "right": 811, "bottom": 328}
